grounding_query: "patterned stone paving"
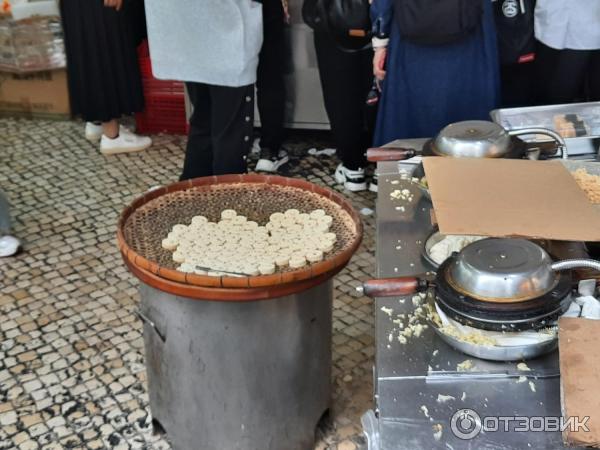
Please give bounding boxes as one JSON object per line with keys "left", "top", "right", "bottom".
{"left": 0, "top": 118, "right": 376, "bottom": 450}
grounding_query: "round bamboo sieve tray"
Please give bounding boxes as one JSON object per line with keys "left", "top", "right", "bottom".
{"left": 117, "top": 174, "right": 363, "bottom": 301}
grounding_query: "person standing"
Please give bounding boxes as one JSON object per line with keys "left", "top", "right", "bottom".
{"left": 313, "top": 33, "right": 374, "bottom": 192}
{"left": 371, "top": 0, "right": 500, "bottom": 144}
{"left": 144, "top": 0, "right": 263, "bottom": 180}
{"left": 60, "top": 0, "right": 152, "bottom": 155}
{"left": 534, "top": 0, "right": 600, "bottom": 104}
{"left": 255, "top": 0, "right": 290, "bottom": 173}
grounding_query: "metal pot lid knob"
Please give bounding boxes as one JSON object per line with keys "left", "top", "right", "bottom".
{"left": 434, "top": 120, "right": 512, "bottom": 158}
{"left": 448, "top": 238, "right": 557, "bottom": 301}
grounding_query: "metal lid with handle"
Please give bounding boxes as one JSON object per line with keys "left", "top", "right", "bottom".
{"left": 366, "top": 120, "right": 567, "bottom": 162}
{"left": 360, "top": 239, "right": 600, "bottom": 299}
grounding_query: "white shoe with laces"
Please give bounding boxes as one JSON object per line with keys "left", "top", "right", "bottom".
{"left": 256, "top": 149, "right": 289, "bottom": 173}
{"left": 335, "top": 163, "right": 367, "bottom": 192}
{"left": 85, "top": 122, "right": 103, "bottom": 142}
{"left": 100, "top": 126, "right": 152, "bottom": 155}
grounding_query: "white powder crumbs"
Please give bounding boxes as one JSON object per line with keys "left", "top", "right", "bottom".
{"left": 437, "top": 394, "right": 455, "bottom": 404}
{"left": 420, "top": 405, "right": 430, "bottom": 418}
{"left": 428, "top": 365, "right": 433, "bottom": 372}
{"left": 399, "top": 298, "right": 406, "bottom": 304}
{"left": 395, "top": 245, "right": 402, "bottom": 250}
{"left": 386, "top": 344, "right": 391, "bottom": 349}
{"left": 395, "top": 206, "right": 406, "bottom": 212}
{"left": 412, "top": 295, "right": 422, "bottom": 307}
{"left": 418, "top": 292, "right": 427, "bottom": 299}
{"left": 392, "top": 319, "right": 403, "bottom": 326}
{"left": 388, "top": 332, "right": 393, "bottom": 343}
{"left": 391, "top": 180, "right": 400, "bottom": 185}
{"left": 381, "top": 307, "right": 393, "bottom": 316}
{"left": 432, "top": 424, "right": 443, "bottom": 441}
{"left": 398, "top": 335, "right": 407, "bottom": 345}
{"left": 517, "top": 362, "right": 531, "bottom": 371}
{"left": 457, "top": 360, "right": 474, "bottom": 372}
{"left": 529, "top": 381, "right": 536, "bottom": 393}
{"left": 394, "top": 267, "right": 399, "bottom": 272}
{"left": 432, "top": 350, "right": 439, "bottom": 356}
{"left": 461, "top": 392, "right": 466, "bottom": 401}
{"left": 516, "top": 376, "right": 527, "bottom": 384}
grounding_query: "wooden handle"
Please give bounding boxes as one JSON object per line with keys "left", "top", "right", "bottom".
{"left": 361, "top": 277, "right": 422, "bottom": 298}
{"left": 367, "top": 147, "right": 417, "bottom": 162}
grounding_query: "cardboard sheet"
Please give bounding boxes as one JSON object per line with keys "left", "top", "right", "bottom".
{"left": 422, "top": 157, "right": 600, "bottom": 241}
{"left": 559, "top": 318, "right": 600, "bottom": 447}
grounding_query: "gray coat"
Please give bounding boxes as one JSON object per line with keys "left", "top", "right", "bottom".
{"left": 144, "top": 0, "right": 263, "bottom": 87}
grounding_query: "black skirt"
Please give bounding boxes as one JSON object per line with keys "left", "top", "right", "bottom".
{"left": 60, "top": 0, "right": 145, "bottom": 122}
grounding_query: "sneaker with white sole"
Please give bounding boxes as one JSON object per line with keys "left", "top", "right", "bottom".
{"left": 100, "top": 127, "right": 152, "bottom": 155}
{"left": 335, "top": 163, "right": 367, "bottom": 192}
{"left": 85, "top": 122, "right": 103, "bottom": 142}
{"left": 369, "top": 174, "right": 378, "bottom": 193}
{"left": 255, "top": 149, "right": 289, "bottom": 173}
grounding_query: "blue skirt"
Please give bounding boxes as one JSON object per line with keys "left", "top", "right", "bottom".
{"left": 373, "top": 1, "right": 501, "bottom": 145}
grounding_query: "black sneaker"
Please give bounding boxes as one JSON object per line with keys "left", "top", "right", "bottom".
{"left": 256, "top": 148, "right": 289, "bottom": 173}
{"left": 335, "top": 163, "right": 367, "bottom": 192}
{"left": 369, "top": 173, "right": 378, "bottom": 193}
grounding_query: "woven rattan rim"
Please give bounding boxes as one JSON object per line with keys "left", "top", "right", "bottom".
{"left": 117, "top": 174, "right": 363, "bottom": 301}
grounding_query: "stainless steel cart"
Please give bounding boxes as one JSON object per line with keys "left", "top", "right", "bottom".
{"left": 361, "top": 155, "right": 587, "bottom": 450}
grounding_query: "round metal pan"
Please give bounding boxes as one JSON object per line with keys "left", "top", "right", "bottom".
{"left": 434, "top": 258, "right": 573, "bottom": 331}
{"left": 429, "top": 320, "right": 558, "bottom": 361}
{"left": 426, "top": 297, "right": 558, "bottom": 361}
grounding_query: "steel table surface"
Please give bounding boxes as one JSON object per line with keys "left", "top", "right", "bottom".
{"left": 362, "top": 158, "right": 586, "bottom": 450}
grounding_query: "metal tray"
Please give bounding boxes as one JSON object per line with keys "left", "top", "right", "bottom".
{"left": 430, "top": 323, "right": 558, "bottom": 361}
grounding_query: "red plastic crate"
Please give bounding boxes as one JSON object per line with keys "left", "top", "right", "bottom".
{"left": 136, "top": 94, "right": 187, "bottom": 135}
{"left": 136, "top": 40, "right": 187, "bottom": 135}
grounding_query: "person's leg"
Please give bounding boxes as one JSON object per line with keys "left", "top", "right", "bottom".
{"left": 535, "top": 41, "right": 590, "bottom": 104}
{"left": 586, "top": 50, "right": 600, "bottom": 101}
{"left": 180, "top": 82, "right": 214, "bottom": 180}
{"left": 256, "top": 0, "right": 286, "bottom": 157}
{"left": 102, "top": 119, "right": 119, "bottom": 138}
{"left": 209, "top": 84, "right": 254, "bottom": 175}
{"left": 314, "top": 32, "right": 369, "bottom": 190}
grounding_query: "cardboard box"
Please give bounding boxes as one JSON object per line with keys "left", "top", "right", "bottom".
{"left": 423, "top": 157, "right": 600, "bottom": 242}
{"left": 559, "top": 317, "right": 600, "bottom": 447}
{"left": 0, "top": 68, "right": 70, "bottom": 119}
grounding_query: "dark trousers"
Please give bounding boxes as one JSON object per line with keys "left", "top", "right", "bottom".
{"left": 256, "top": 0, "right": 286, "bottom": 152}
{"left": 499, "top": 62, "right": 536, "bottom": 107}
{"left": 313, "top": 32, "right": 373, "bottom": 171}
{"left": 181, "top": 82, "right": 254, "bottom": 180}
{"left": 535, "top": 41, "right": 600, "bottom": 104}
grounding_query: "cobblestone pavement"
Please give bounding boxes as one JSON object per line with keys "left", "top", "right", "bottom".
{"left": 0, "top": 118, "right": 376, "bottom": 450}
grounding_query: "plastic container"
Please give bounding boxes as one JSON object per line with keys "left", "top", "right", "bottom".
{"left": 135, "top": 40, "right": 187, "bottom": 135}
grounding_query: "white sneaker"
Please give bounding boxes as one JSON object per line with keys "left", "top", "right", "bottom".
{"left": 255, "top": 149, "right": 289, "bottom": 173}
{"left": 335, "top": 163, "right": 367, "bottom": 192}
{"left": 85, "top": 122, "right": 103, "bottom": 142}
{"left": 369, "top": 174, "right": 378, "bottom": 193}
{"left": 100, "top": 127, "right": 152, "bottom": 155}
{"left": 0, "top": 235, "right": 20, "bottom": 257}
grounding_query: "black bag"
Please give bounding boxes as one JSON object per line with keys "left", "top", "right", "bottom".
{"left": 393, "top": 0, "right": 483, "bottom": 45}
{"left": 493, "top": 0, "right": 536, "bottom": 65}
{"left": 302, "top": 0, "right": 371, "bottom": 51}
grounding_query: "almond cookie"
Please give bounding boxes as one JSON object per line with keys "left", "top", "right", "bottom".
{"left": 289, "top": 255, "right": 307, "bottom": 269}
{"left": 221, "top": 209, "right": 237, "bottom": 220}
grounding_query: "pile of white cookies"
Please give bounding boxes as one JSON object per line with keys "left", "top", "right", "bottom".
{"left": 161, "top": 208, "right": 337, "bottom": 277}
